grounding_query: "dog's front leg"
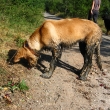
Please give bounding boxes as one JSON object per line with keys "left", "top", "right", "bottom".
{"left": 41, "top": 47, "right": 60, "bottom": 79}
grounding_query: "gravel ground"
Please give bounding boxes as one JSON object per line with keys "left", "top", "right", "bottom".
{"left": 0, "top": 12, "right": 110, "bottom": 110}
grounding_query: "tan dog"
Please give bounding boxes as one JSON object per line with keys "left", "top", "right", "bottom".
{"left": 14, "top": 18, "right": 103, "bottom": 80}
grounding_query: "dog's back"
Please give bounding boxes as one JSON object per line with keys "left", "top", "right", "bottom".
{"left": 27, "top": 18, "right": 102, "bottom": 52}
{"left": 39, "top": 18, "right": 102, "bottom": 47}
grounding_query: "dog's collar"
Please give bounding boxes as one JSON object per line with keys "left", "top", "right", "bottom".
{"left": 24, "top": 41, "right": 40, "bottom": 57}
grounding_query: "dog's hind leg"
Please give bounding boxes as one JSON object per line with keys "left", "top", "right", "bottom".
{"left": 79, "top": 44, "right": 95, "bottom": 80}
{"left": 94, "top": 43, "right": 102, "bottom": 71}
{"left": 79, "top": 42, "right": 88, "bottom": 76}
{"left": 80, "top": 52, "right": 93, "bottom": 81}
{"left": 41, "top": 45, "right": 62, "bottom": 79}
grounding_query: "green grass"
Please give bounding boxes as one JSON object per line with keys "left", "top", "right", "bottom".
{"left": 0, "top": 0, "right": 45, "bottom": 37}
{"left": 18, "top": 80, "right": 29, "bottom": 91}
{"left": 0, "top": 0, "right": 45, "bottom": 62}
{"left": 2, "top": 79, "right": 29, "bottom": 93}
{"left": 98, "top": 18, "right": 106, "bottom": 33}
{"left": 15, "top": 36, "right": 25, "bottom": 47}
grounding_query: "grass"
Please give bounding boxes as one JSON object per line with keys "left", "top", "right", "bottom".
{"left": 0, "top": 0, "right": 45, "bottom": 62}
{"left": 98, "top": 18, "right": 106, "bottom": 33}
{"left": 15, "top": 36, "right": 25, "bottom": 47}
{"left": 0, "top": 63, "right": 29, "bottom": 93}
{"left": 0, "top": 1, "right": 45, "bottom": 96}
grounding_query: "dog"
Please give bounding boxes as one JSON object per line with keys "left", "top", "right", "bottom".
{"left": 14, "top": 18, "right": 103, "bottom": 81}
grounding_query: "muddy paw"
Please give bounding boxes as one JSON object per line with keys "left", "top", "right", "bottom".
{"left": 79, "top": 75, "right": 87, "bottom": 81}
{"left": 40, "top": 73, "right": 52, "bottom": 79}
{"left": 43, "top": 68, "right": 49, "bottom": 73}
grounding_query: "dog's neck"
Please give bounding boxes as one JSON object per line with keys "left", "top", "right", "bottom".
{"left": 24, "top": 41, "right": 40, "bottom": 57}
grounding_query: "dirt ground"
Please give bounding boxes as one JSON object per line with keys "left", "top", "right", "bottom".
{"left": 0, "top": 14, "right": 110, "bottom": 110}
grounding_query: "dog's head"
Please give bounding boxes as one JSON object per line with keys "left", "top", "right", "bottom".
{"left": 14, "top": 41, "right": 40, "bottom": 68}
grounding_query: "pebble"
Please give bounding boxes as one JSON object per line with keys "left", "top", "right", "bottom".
{"left": 99, "top": 107, "right": 104, "bottom": 110}
{"left": 103, "top": 69, "right": 107, "bottom": 72}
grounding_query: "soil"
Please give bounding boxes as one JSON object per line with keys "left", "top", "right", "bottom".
{"left": 0, "top": 13, "right": 110, "bottom": 110}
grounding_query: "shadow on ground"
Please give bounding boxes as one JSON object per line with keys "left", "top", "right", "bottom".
{"left": 8, "top": 35, "right": 110, "bottom": 77}
{"left": 37, "top": 53, "right": 80, "bottom": 76}
{"left": 7, "top": 49, "right": 80, "bottom": 76}
{"left": 7, "top": 49, "right": 30, "bottom": 68}
{"left": 101, "top": 37, "right": 110, "bottom": 57}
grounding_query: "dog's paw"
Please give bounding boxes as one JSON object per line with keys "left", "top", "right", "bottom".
{"left": 79, "top": 75, "right": 87, "bottom": 81}
{"left": 40, "top": 73, "right": 51, "bottom": 79}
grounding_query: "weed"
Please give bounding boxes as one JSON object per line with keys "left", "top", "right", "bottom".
{"left": 2, "top": 79, "right": 29, "bottom": 93}
{"left": 7, "top": 81, "right": 19, "bottom": 92}
{"left": 18, "top": 80, "right": 29, "bottom": 91}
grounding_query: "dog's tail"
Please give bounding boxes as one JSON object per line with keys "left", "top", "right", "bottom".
{"left": 94, "top": 42, "right": 103, "bottom": 71}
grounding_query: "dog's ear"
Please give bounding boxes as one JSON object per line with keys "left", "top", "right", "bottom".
{"left": 23, "top": 41, "right": 27, "bottom": 48}
{"left": 14, "top": 47, "right": 26, "bottom": 62}
{"left": 23, "top": 40, "right": 29, "bottom": 51}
